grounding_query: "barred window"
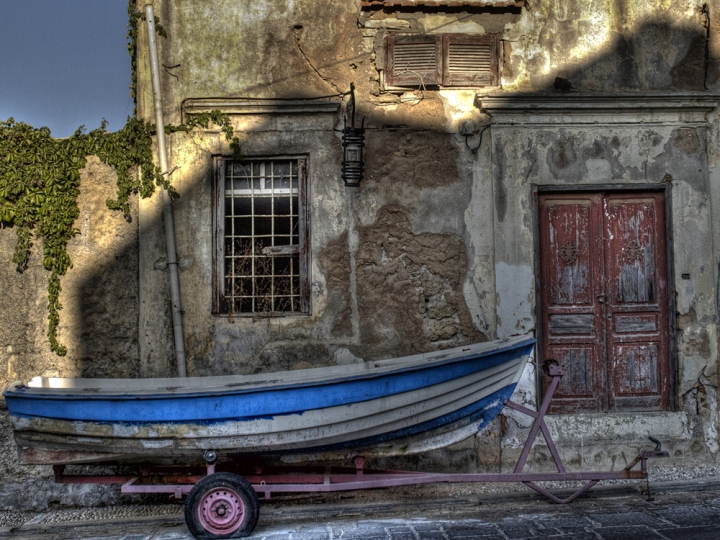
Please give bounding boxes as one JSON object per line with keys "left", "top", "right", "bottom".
{"left": 215, "top": 158, "right": 309, "bottom": 315}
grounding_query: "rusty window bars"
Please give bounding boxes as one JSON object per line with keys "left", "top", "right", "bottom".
{"left": 215, "top": 158, "right": 309, "bottom": 315}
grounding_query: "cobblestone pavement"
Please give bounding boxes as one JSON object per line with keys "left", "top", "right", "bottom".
{"left": 3, "top": 480, "right": 720, "bottom": 539}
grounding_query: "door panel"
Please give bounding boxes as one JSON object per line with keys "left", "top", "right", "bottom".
{"left": 612, "top": 343, "right": 659, "bottom": 395}
{"left": 539, "top": 195, "right": 604, "bottom": 412}
{"left": 539, "top": 191, "right": 671, "bottom": 413}
{"left": 550, "top": 346, "right": 597, "bottom": 398}
{"left": 604, "top": 193, "right": 670, "bottom": 411}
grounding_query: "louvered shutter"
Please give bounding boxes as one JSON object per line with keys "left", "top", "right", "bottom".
{"left": 386, "top": 34, "right": 441, "bottom": 86}
{"left": 442, "top": 34, "right": 498, "bottom": 87}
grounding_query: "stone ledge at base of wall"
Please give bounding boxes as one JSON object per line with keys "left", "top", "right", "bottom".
{"left": 0, "top": 480, "right": 122, "bottom": 512}
{"left": 545, "top": 411, "right": 690, "bottom": 444}
{"left": 493, "top": 410, "right": 704, "bottom": 473}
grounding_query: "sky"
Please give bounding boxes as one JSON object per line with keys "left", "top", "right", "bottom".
{"left": 0, "top": 1, "right": 131, "bottom": 138}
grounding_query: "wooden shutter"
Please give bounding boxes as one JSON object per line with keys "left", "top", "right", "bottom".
{"left": 442, "top": 34, "right": 498, "bottom": 87}
{"left": 386, "top": 34, "right": 441, "bottom": 86}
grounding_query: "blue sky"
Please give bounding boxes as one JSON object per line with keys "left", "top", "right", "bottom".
{"left": 0, "top": 2, "right": 131, "bottom": 138}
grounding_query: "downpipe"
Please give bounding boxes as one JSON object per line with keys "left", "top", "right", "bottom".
{"left": 145, "top": 4, "right": 187, "bottom": 377}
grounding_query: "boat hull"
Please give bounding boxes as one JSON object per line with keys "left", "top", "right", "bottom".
{"left": 4, "top": 336, "right": 535, "bottom": 464}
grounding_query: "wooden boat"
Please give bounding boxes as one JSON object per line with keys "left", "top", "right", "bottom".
{"left": 3, "top": 335, "right": 534, "bottom": 465}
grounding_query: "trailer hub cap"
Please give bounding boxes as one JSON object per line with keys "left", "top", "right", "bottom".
{"left": 198, "top": 487, "right": 245, "bottom": 534}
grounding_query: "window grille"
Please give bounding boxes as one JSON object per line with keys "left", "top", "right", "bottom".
{"left": 215, "top": 158, "right": 309, "bottom": 315}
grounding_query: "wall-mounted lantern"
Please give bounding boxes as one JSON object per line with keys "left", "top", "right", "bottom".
{"left": 341, "top": 83, "right": 365, "bottom": 187}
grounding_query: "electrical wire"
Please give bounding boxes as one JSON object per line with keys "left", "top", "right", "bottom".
{"left": 465, "top": 124, "right": 491, "bottom": 154}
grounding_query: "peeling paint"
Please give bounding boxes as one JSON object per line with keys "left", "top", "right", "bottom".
{"left": 495, "top": 262, "right": 535, "bottom": 338}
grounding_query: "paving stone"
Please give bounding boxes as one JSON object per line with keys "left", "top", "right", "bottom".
{"left": 655, "top": 505, "right": 720, "bottom": 527}
{"left": 149, "top": 532, "right": 192, "bottom": 540}
{"left": 587, "top": 511, "right": 668, "bottom": 528}
{"left": 656, "top": 527, "right": 720, "bottom": 540}
{"left": 536, "top": 516, "right": 596, "bottom": 535}
{"left": 595, "top": 526, "right": 665, "bottom": 540}
{"left": 441, "top": 521, "right": 503, "bottom": 537}
{"left": 377, "top": 529, "right": 417, "bottom": 540}
{"left": 496, "top": 522, "right": 544, "bottom": 538}
{"left": 513, "top": 519, "right": 575, "bottom": 537}
{"left": 527, "top": 536, "right": 598, "bottom": 540}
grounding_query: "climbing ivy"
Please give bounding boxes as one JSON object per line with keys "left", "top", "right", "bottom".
{"left": 126, "top": 1, "right": 165, "bottom": 111}
{"left": 0, "top": 4, "right": 239, "bottom": 355}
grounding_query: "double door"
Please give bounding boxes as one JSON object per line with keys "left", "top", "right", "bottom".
{"left": 538, "top": 191, "right": 671, "bottom": 413}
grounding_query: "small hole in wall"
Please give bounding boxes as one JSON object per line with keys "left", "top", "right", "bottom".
{"left": 294, "top": 24, "right": 303, "bottom": 30}
{"left": 425, "top": 298, "right": 430, "bottom": 305}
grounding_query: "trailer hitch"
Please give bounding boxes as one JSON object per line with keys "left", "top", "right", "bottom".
{"left": 648, "top": 436, "right": 669, "bottom": 457}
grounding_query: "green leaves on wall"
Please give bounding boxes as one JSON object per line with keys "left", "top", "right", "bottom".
{"left": 0, "top": 1, "right": 239, "bottom": 355}
{"left": 0, "top": 113, "right": 236, "bottom": 356}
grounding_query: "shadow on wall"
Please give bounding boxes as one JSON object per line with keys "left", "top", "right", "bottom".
{"left": 537, "top": 18, "right": 715, "bottom": 92}
{"left": 70, "top": 162, "right": 143, "bottom": 379}
{"left": 0, "top": 158, "right": 143, "bottom": 386}
{"left": 67, "top": 13, "right": 718, "bottom": 378}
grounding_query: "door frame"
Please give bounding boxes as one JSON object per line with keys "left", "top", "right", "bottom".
{"left": 532, "top": 183, "right": 677, "bottom": 412}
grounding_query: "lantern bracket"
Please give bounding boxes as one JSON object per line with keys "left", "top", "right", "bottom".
{"left": 341, "top": 83, "right": 366, "bottom": 187}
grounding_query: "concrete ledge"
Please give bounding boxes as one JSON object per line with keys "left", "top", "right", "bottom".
{"left": 476, "top": 92, "right": 720, "bottom": 125}
{"left": 182, "top": 98, "right": 341, "bottom": 118}
{"left": 545, "top": 411, "right": 690, "bottom": 444}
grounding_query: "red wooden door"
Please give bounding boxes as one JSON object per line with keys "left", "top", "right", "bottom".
{"left": 539, "top": 191, "right": 671, "bottom": 413}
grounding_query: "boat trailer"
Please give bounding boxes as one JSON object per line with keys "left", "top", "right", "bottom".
{"left": 51, "top": 364, "right": 669, "bottom": 538}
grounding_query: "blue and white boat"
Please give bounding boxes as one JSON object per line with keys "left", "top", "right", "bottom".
{"left": 3, "top": 335, "right": 534, "bottom": 464}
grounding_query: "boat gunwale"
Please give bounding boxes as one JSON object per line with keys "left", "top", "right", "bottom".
{"left": 9, "top": 358, "right": 524, "bottom": 430}
{"left": 4, "top": 336, "right": 535, "bottom": 402}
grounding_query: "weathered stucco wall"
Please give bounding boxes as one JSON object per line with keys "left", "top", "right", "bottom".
{"left": 484, "top": 97, "right": 719, "bottom": 469}
{"left": 501, "top": 1, "right": 718, "bottom": 92}
{"left": 127, "top": 0, "right": 720, "bottom": 472}
{"left": 0, "top": 157, "right": 139, "bottom": 508}
{"left": 1, "top": 0, "right": 719, "bottom": 513}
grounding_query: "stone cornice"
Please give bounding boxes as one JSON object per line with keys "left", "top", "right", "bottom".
{"left": 182, "top": 98, "right": 341, "bottom": 119}
{"left": 475, "top": 92, "right": 720, "bottom": 125}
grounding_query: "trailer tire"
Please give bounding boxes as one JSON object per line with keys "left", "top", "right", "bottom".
{"left": 185, "top": 472, "right": 259, "bottom": 539}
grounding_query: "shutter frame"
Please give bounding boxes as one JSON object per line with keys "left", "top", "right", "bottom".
{"left": 442, "top": 34, "right": 499, "bottom": 87}
{"left": 386, "top": 34, "right": 442, "bottom": 87}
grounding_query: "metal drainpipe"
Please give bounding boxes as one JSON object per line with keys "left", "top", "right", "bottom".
{"left": 145, "top": 4, "right": 187, "bottom": 377}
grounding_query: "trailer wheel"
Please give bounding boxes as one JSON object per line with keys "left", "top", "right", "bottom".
{"left": 185, "top": 472, "right": 259, "bottom": 539}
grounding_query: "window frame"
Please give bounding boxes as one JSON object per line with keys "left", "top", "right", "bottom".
{"left": 384, "top": 33, "right": 500, "bottom": 90}
{"left": 213, "top": 156, "right": 310, "bottom": 316}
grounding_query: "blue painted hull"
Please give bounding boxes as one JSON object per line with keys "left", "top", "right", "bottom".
{"left": 303, "top": 383, "right": 516, "bottom": 454}
{"left": 4, "top": 336, "right": 535, "bottom": 464}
